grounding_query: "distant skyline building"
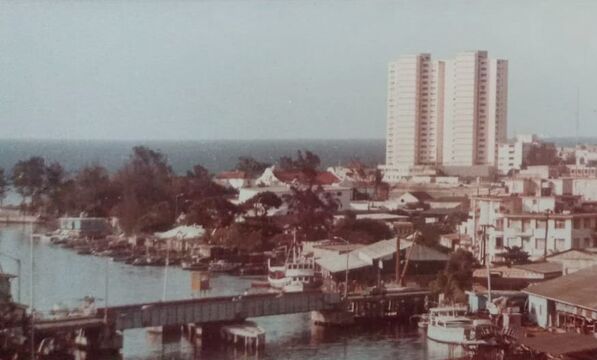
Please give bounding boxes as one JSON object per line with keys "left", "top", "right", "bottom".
{"left": 383, "top": 50, "right": 508, "bottom": 180}
{"left": 497, "top": 134, "right": 538, "bottom": 175}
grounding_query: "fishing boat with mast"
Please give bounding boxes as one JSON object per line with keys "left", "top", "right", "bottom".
{"left": 267, "top": 230, "right": 322, "bottom": 292}
{"left": 426, "top": 236, "right": 498, "bottom": 346}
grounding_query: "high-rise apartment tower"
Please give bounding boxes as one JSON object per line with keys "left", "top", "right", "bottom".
{"left": 384, "top": 51, "right": 508, "bottom": 178}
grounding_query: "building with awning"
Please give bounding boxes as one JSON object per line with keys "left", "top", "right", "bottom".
{"left": 524, "top": 265, "right": 597, "bottom": 334}
{"left": 316, "top": 237, "right": 449, "bottom": 289}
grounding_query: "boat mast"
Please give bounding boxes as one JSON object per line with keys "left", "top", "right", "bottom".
{"left": 162, "top": 240, "right": 170, "bottom": 302}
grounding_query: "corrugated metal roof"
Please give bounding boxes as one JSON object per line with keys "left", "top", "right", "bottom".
{"left": 406, "top": 244, "right": 450, "bottom": 262}
{"left": 523, "top": 265, "right": 597, "bottom": 311}
{"left": 316, "top": 252, "right": 369, "bottom": 273}
{"left": 316, "top": 237, "right": 448, "bottom": 274}
{"left": 357, "top": 239, "right": 410, "bottom": 264}
{"left": 512, "top": 262, "right": 562, "bottom": 274}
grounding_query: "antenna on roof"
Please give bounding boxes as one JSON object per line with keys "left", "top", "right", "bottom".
{"left": 576, "top": 86, "right": 580, "bottom": 148}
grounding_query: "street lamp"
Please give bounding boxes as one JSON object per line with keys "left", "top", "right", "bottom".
{"left": 0, "top": 251, "right": 21, "bottom": 303}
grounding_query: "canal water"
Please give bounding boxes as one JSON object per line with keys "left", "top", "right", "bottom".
{"left": 0, "top": 224, "right": 466, "bottom": 360}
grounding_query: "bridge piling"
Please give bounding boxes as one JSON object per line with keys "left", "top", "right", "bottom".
{"left": 74, "top": 324, "right": 122, "bottom": 355}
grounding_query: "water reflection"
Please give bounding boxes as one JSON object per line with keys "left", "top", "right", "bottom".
{"left": 1, "top": 224, "right": 467, "bottom": 360}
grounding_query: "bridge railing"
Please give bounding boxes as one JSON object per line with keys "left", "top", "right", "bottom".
{"left": 107, "top": 291, "right": 341, "bottom": 331}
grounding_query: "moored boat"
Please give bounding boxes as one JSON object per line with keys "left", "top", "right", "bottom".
{"left": 426, "top": 306, "right": 497, "bottom": 346}
{"left": 209, "top": 260, "right": 241, "bottom": 273}
{"left": 267, "top": 232, "right": 322, "bottom": 290}
{"left": 181, "top": 257, "right": 210, "bottom": 271}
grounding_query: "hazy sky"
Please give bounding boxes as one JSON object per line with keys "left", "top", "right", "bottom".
{"left": 1, "top": 0, "right": 596, "bottom": 140}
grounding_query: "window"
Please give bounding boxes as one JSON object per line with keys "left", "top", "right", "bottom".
{"left": 523, "top": 219, "right": 532, "bottom": 231}
{"left": 574, "top": 219, "right": 581, "bottom": 229}
{"left": 555, "top": 220, "right": 566, "bottom": 229}
{"left": 535, "top": 238, "right": 545, "bottom": 250}
{"left": 495, "top": 237, "right": 504, "bottom": 249}
{"left": 555, "top": 238, "right": 566, "bottom": 251}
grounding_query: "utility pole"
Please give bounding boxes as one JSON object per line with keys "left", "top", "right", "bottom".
{"left": 104, "top": 258, "right": 109, "bottom": 323}
{"left": 482, "top": 225, "right": 487, "bottom": 266}
{"left": 395, "top": 236, "right": 401, "bottom": 285}
{"left": 479, "top": 224, "right": 495, "bottom": 303}
{"left": 30, "top": 233, "right": 35, "bottom": 360}
{"left": 544, "top": 211, "right": 550, "bottom": 258}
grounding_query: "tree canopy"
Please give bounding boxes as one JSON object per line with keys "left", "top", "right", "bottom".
{"left": 277, "top": 150, "right": 321, "bottom": 184}
{"left": 430, "top": 249, "right": 477, "bottom": 303}
{"left": 497, "top": 246, "right": 530, "bottom": 266}
{"left": 241, "top": 191, "right": 283, "bottom": 218}
{"left": 11, "top": 156, "right": 47, "bottom": 211}
{"left": 284, "top": 185, "right": 338, "bottom": 241}
{"left": 0, "top": 168, "right": 7, "bottom": 206}
{"left": 236, "top": 157, "right": 270, "bottom": 178}
{"left": 113, "top": 146, "right": 175, "bottom": 233}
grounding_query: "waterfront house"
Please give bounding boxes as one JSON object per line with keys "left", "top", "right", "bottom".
{"left": 59, "top": 217, "right": 112, "bottom": 238}
{"left": 154, "top": 224, "right": 205, "bottom": 252}
{"left": 316, "top": 238, "right": 449, "bottom": 290}
{"left": 524, "top": 265, "right": 597, "bottom": 333}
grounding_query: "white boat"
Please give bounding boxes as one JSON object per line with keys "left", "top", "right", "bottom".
{"left": 283, "top": 280, "right": 304, "bottom": 293}
{"left": 426, "top": 306, "right": 496, "bottom": 346}
{"left": 267, "top": 232, "right": 321, "bottom": 290}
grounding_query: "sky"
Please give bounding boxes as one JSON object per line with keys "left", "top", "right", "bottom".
{"left": 1, "top": 0, "right": 596, "bottom": 141}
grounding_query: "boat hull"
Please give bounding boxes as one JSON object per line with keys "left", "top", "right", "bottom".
{"left": 427, "top": 325, "right": 470, "bottom": 345}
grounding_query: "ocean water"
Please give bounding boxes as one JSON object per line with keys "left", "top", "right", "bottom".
{"left": 1, "top": 137, "right": 595, "bottom": 176}
{"left": 0, "top": 139, "right": 386, "bottom": 175}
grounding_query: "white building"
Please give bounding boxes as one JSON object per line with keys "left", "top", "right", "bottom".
{"left": 497, "top": 135, "right": 538, "bottom": 175}
{"left": 459, "top": 195, "right": 597, "bottom": 262}
{"left": 383, "top": 50, "right": 508, "bottom": 180}
{"left": 238, "top": 185, "right": 353, "bottom": 212}
{"left": 576, "top": 145, "right": 597, "bottom": 167}
{"left": 442, "top": 51, "right": 508, "bottom": 167}
{"left": 385, "top": 54, "right": 444, "bottom": 172}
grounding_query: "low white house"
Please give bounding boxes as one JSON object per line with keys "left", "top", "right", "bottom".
{"left": 238, "top": 185, "right": 353, "bottom": 211}
{"left": 154, "top": 224, "right": 205, "bottom": 252}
